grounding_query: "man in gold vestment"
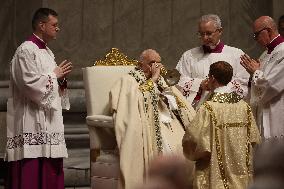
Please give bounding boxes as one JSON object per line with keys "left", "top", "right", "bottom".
{"left": 183, "top": 61, "right": 261, "bottom": 189}
{"left": 110, "top": 49, "right": 196, "bottom": 189}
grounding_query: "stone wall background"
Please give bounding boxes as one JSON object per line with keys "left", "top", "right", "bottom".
{"left": 1, "top": 0, "right": 283, "bottom": 82}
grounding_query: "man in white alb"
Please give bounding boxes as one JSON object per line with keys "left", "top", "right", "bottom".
{"left": 176, "top": 14, "right": 249, "bottom": 108}
{"left": 240, "top": 16, "right": 284, "bottom": 139}
{"left": 5, "top": 8, "right": 72, "bottom": 189}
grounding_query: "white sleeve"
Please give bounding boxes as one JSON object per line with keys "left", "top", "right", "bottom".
{"left": 11, "top": 48, "right": 58, "bottom": 110}
{"left": 228, "top": 50, "right": 250, "bottom": 98}
{"left": 251, "top": 54, "right": 284, "bottom": 104}
{"left": 60, "top": 89, "right": 70, "bottom": 110}
{"left": 176, "top": 51, "right": 203, "bottom": 103}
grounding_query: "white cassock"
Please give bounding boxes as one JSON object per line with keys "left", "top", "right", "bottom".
{"left": 176, "top": 45, "right": 249, "bottom": 108}
{"left": 250, "top": 38, "right": 284, "bottom": 139}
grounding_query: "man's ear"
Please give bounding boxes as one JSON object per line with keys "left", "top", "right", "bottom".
{"left": 38, "top": 21, "right": 45, "bottom": 31}
{"left": 210, "top": 75, "right": 218, "bottom": 87}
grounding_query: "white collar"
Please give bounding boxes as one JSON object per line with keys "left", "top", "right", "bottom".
{"left": 209, "top": 40, "right": 221, "bottom": 49}
{"left": 213, "top": 85, "right": 232, "bottom": 93}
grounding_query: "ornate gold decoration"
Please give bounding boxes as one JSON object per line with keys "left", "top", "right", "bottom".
{"left": 94, "top": 48, "right": 138, "bottom": 66}
{"left": 129, "top": 69, "right": 163, "bottom": 153}
{"left": 207, "top": 92, "right": 242, "bottom": 103}
{"left": 245, "top": 104, "right": 252, "bottom": 176}
{"left": 216, "top": 122, "right": 248, "bottom": 129}
{"left": 139, "top": 79, "right": 154, "bottom": 92}
{"left": 160, "top": 67, "right": 167, "bottom": 76}
{"left": 203, "top": 102, "right": 253, "bottom": 189}
{"left": 174, "top": 95, "right": 186, "bottom": 108}
{"left": 204, "top": 102, "right": 229, "bottom": 189}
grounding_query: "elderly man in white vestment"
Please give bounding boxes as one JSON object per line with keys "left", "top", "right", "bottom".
{"left": 241, "top": 16, "right": 284, "bottom": 139}
{"left": 5, "top": 8, "right": 72, "bottom": 189}
{"left": 183, "top": 61, "right": 261, "bottom": 189}
{"left": 176, "top": 14, "right": 250, "bottom": 108}
{"left": 110, "top": 49, "right": 196, "bottom": 189}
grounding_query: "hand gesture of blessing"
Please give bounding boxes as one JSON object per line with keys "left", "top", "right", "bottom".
{"left": 54, "top": 60, "right": 73, "bottom": 79}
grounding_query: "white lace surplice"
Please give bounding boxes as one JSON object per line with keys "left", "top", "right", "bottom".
{"left": 176, "top": 45, "right": 249, "bottom": 107}
{"left": 251, "top": 43, "right": 284, "bottom": 139}
{"left": 6, "top": 41, "right": 68, "bottom": 161}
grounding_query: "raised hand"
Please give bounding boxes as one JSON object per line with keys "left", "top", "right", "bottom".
{"left": 240, "top": 54, "right": 260, "bottom": 75}
{"left": 53, "top": 60, "right": 73, "bottom": 79}
{"left": 200, "top": 78, "right": 210, "bottom": 91}
{"left": 151, "top": 62, "right": 163, "bottom": 83}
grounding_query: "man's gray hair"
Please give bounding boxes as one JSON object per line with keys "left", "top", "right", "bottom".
{"left": 199, "top": 14, "right": 222, "bottom": 29}
{"left": 139, "top": 49, "right": 157, "bottom": 62}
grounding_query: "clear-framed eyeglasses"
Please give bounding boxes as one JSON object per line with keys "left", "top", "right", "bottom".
{"left": 197, "top": 29, "right": 220, "bottom": 38}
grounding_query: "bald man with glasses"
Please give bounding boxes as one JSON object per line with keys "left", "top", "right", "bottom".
{"left": 241, "top": 16, "right": 284, "bottom": 140}
{"left": 176, "top": 14, "right": 250, "bottom": 109}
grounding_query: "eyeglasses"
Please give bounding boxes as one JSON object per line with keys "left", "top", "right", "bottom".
{"left": 253, "top": 28, "right": 268, "bottom": 39}
{"left": 197, "top": 29, "right": 220, "bottom": 38}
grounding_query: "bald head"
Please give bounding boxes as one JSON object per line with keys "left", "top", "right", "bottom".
{"left": 253, "top": 16, "right": 279, "bottom": 46}
{"left": 254, "top": 16, "right": 277, "bottom": 32}
{"left": 139, "top": 49, "right": 160, "bottom": 64}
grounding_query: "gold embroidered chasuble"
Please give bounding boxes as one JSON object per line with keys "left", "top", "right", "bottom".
{"left": 183, "top": 92, "right": 261, "bottom": 189}
{"left": 110, "top": 69, "right": 196, "bottom": 189}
